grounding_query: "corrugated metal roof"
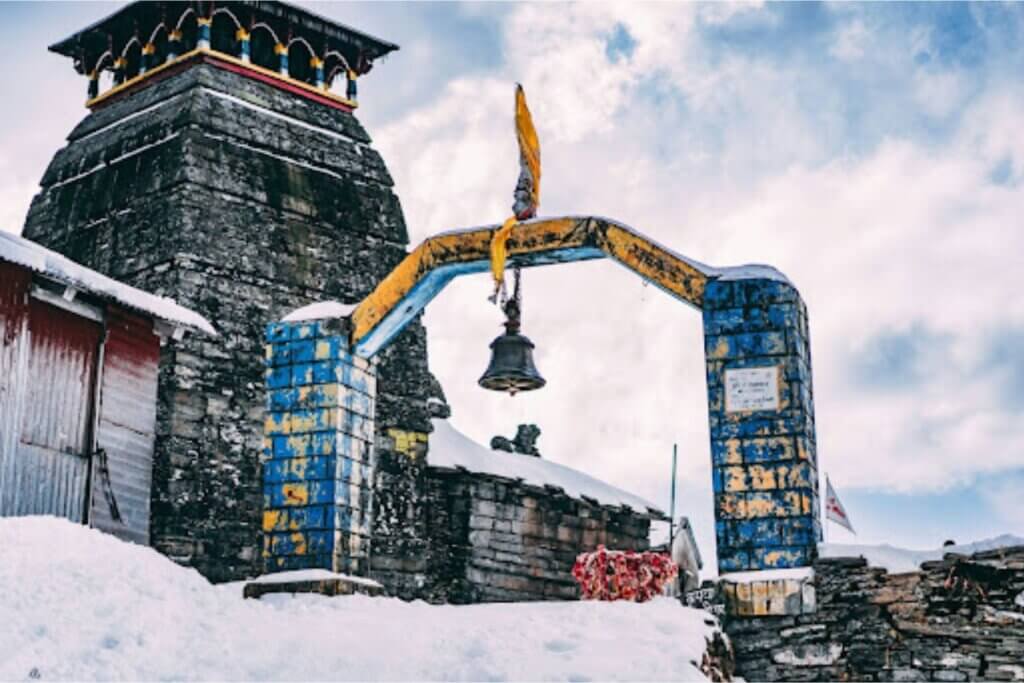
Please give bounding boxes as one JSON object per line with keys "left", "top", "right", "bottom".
{"left": 0, "top": 231, "right": 215, "bottom": 335}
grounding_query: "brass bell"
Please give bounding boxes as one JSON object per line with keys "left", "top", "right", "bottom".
{"left": 479, "top": 271, "right": 546, "bottom": 395}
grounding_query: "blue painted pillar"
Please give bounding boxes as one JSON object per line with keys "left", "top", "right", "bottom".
{"left": 311, "top": 57, "right": 325, "bottom": 89}
{"left": 168, "top": 30, "right": 182, "bottom": 60}
{"left": 262, "top": 316, "right": 377, "bottom": 575}
{"left": 346, "top": 69, "right": 357, "bottom": 102}
{"left": 275, "top": 43, "right": 289, "bottom": 76}
{"left": 703, "top": 276, "right": 821, "bottom": 573}
{"left": 87, "top": 69, "right": 99, "bottom": 100}
{"left": 140, "top": 43, "right": 155, "bottom": 74}
{"left": 197, "top": 18, "right": 212, "bottom": 50}
{"left": 113, "top": 57, "right": 126, "bottom": 85}
{"left": 236, "top": 28, "right": 251, "bottom": 63}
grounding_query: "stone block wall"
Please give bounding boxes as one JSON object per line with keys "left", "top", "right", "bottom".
{"left": 724, "top": 546, "right": 1024, "bottom": 681}
{"left": 702, "top": 276, "right": 821, "bottom": 572}
{"left": 418, "top": 468, "right": 654, "bottom": 604}
{"left": 262, "top": 318, "right": 377, "bottom": 575}
{"left": 367, "top": 426, "right": 432, "bottom": 598}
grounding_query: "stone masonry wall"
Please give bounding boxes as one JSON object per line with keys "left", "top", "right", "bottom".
{"left": 725, "top": 546, "right": 1024, "bottom": 681}
{"left": 702, "top": 276, "right": 821, "bottom": 573}
{"left": 416, "top": 467, "right": 654, "bottom": 604}
{"left": 22, "top": 63, "right": 433, "bottom": 582}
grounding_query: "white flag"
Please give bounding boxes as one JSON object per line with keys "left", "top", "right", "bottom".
{"left": 825, "top": 476, "right": 855, "bottom": 534}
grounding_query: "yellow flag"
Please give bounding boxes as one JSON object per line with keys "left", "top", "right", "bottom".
{"left": 515, "top": 84, "right": 541, "bottom": 211}
{"left": 491, "top": 85, "right": 541, "bottom": 297}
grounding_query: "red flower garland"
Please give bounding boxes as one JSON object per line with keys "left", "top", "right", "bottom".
{"left": 572, "top": 545, "right": 679, "bottom": 602}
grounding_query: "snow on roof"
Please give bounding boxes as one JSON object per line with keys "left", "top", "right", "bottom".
{"left": 0, "top": 231, "right": 215, "bottom": 335}
{"left": 427, "top": 418, "right": 664, "bottom": 516}
{"left": 281, "top": 300, "right": 357, "bottom": 322}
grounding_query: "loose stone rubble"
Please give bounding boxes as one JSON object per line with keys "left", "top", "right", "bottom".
{"left": 724, "top": 545, "right": 1024, "bottom": 681}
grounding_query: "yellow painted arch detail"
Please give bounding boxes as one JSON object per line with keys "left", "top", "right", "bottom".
{"left": 350, "top": 216, "right": 711, "bottom": 356}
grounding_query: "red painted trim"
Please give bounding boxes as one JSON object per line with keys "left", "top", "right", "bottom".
{"left": 91, "top": 52, "right": 354, "bottom": 114}
{"left": 202, "top": 54, "right": 354, "bottom": 113}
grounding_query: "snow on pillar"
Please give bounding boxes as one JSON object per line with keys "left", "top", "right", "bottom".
{"left": 262, "top": 315, "right": 376, "bottom": 575}
{"left": 702, "top": 276, "right": 821, "bottom": 573}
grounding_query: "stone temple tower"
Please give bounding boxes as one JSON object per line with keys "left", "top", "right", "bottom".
{"left": 24, "top": 1, "right": 435, "bottom": 583}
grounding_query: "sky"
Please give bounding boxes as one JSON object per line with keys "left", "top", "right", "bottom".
{"left": 1, "top": 2, "right": 1022, "bottom": 567}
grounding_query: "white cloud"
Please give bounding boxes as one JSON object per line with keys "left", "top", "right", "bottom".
{"left": 375, "top": 2, "right": 1024, "bottom": 526}
{"left": 831, "top": 19, "right": 869, "bottom": 61}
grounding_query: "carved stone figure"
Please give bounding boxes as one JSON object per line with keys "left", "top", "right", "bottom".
{"left": 490, "top": 423, "right": 542, "bottom": 457}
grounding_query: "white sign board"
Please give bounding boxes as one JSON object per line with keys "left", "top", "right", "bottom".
{"left": 724, "top": 366, "right": 780, "bottom": 413}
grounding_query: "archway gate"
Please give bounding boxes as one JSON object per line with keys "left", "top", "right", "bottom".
{"left": 261, "top": 216, "right": 821, "bottom": 577}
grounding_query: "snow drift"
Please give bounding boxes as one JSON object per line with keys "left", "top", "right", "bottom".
{"left": 1, "top": 516, "right": 718, "bottom": 681}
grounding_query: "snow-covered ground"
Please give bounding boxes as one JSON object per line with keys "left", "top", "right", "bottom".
{"left": 821, "top": 533, "right": 1024, "bottom": 574}
{"left": 1, "top": 517, "right": 718, "bottom": 681}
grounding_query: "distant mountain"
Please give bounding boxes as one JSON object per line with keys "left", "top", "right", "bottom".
{"left": 820, "top": 533, "right": 1024, "bottom": 573}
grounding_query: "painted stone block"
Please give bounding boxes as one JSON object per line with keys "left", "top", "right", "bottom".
{"left": 265, "top": 366, "right": 292, "bottom": 390}
{"left": 262, "top": 321, "right": 379, "bottom": 576}
{"left": 703, "top": 277, "right": 819, "bottom": 573}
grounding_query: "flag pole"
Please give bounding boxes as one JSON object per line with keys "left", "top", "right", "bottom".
{"left": 822, "top": 473, "right": 828, "bottom": 545}
{"left": 669, "top": 443, "right": 678, "bottom": 548}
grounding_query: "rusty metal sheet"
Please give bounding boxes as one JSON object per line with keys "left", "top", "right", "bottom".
{"left": 1, "top": 285, "right": 100, "bottom": 521}
{"left": 90, "top": 306, "right": 160, "bottom": 544}
{"left": 0, "top": 264, "right": 32, "bottom": 516}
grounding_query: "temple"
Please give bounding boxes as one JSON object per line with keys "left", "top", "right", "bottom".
{"left": 49, "top": 0, "right": 398, "bottom": 110}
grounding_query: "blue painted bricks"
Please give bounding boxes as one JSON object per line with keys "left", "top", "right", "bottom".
{"left": 262, "top": 318, "right": 377, "bottom": 575}
{"left": 703, "top": 277, "right": 821, "bottom": 573}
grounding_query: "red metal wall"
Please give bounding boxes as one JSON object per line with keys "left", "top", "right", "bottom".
{"left": 0, "top": 264, "right": 33, "bottom": 516}
{"left": 91, "top": 305, "right": 161, "bottom": 543}
{"left": 0, "top": 261, "right": 163, "bottom": 545}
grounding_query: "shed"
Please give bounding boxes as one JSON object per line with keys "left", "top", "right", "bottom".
{"left": 0, "top": 231, "right": 214, "bottom": 544}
